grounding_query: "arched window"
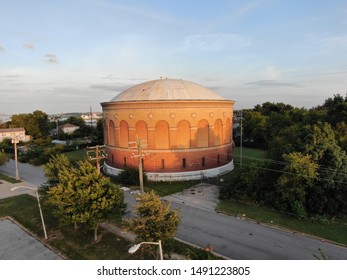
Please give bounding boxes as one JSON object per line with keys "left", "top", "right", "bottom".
{"left": 108, "top": 120, "right": 116, "bottom": 146}
{"left": 177, "top": 120, "right": 190, "bottom": 148}
{"left": 135, "top": 120, "right": 148, "bottom": 144}
{"left": 226, "top": 118, "right": 231, "bottom": 144}
{"left": 119, "top": 120, "right": 129, "bottom": 148}
{"left": 214, "top": 119, "right": 223, "bottom": 146}
{"left": 155, "top": 120, "right": 169, "bottom": 149}
{"left": 103, "top": 119, "right": 108, "bottom": 145}
{"left": 197, "top": 119, "right": 209, "bottom": 147}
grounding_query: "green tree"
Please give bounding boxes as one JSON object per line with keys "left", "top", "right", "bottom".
{"left": 319, "top": 94, "right": 347, "bottom": 126}
{"left": 335, "top": 122, "right": 347, "bottom": 152}
{"left": 243, "top": 110, "right": 267, "bottom": 147}
{"left": 64, "top": 116, "right": 86, "bottom": 127}
{"left": 0, "top": 151, "right": 9, "bottom": 166}
{"left": 254, "top": 102, "right": 294, "bottom": 116}
{"left": 127, "top": 190, "right": 180, "bottom": 243}
{"left": 73, "top": 160, "right": 126, "bottom": 241}
{"left": 219, "top": 162, "right": 282, "bottom": 208}
{"left": 43, "top": 154, "right": 71, "bottom": 185}
{"left": 277, "top": 152, "right": 319, "bottom": 217}
{"left": 45, "top": 159, "right": 126, "bottom": 241}
{"left": 302, "top": 123, "right": 347, "bottom": 216}
{"left": 118, "top": 167, "right": 147, "bottom": 186}
{"left": 10, "top": 110, "right": 50, "bottom": 141}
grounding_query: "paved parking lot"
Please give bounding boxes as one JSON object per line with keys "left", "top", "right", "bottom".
{"left": 0, "top": 218, "right": 63, "bottom": 260}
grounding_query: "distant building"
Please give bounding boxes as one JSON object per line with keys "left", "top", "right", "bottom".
{"left": 59, "top": 123, "right": 79, "bottom": 134}
{"left": 101, "top": 78, "right": 235, "bottom": 181}
{"left": 0, "top": 128, "right": 31, "bottom": 142}
{"left": 81, "top": 112, "right": 102, "bottom": 127}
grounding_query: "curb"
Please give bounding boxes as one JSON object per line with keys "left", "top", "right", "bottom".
{"left": 174, "top": 237, "right": 232, "bottom": 260}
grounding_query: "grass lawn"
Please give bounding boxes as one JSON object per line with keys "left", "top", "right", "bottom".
{"left": 233, "top": 146, "right": 267, "bottom": 165}
{"left": 0, "top": 194, "right": 218, "bottom": 260}
{"left": 63, "top": 149, "right": 88, "bottom": 162}
{"left": 0, "top": 194, "right": 135, "bottom": 259}
{"left": 0, "top": 172, "right": 21, "bottom": 184}
{"left": 145, "top": 180, "right": 200, "bottom": 197}
{"left": 217, "top": 200, "right": 347, "bottom": 246}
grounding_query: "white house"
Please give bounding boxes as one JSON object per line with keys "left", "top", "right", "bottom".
{"left": 59, "top": 123, "right": 79, "bottom": 134}
{"left": 0, "top": 128, "right": 31, "bottom": 142}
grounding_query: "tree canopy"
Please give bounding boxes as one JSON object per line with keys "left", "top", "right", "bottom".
{"left": 225, "top": 94, "right": 347, "bottom": 218}
{"left": 8, "top": 110, "right": 50, "bottom": 141}
{"left": 43, "top": 156, "right": 126, "bottom": 241}
{"left": 0, "top": 151, "right": 8, "bottom": 166}
{"left": 127, "top": 190, "right": 180, "bottom": 243}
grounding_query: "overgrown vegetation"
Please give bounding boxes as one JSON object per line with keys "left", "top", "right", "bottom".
{"left": 222, "top": 94, "right": 347, "bottom": 219}
{"left": 116, "top": 167, "right": 148, "bottom": 186}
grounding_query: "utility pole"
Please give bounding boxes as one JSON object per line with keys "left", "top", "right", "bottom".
{"left": 130, "top": 136, "right": 148, "bottom": 193}
{"left": 11, "top": 136, "right": 20, "bottom": 180}
{"left": 240, "top": 109, "right": 243, "bottom": 168}
{"left": 90, "top": 106, "right": 94, "bottom": 141}
{"left": 87, "top": 145, "right": 107, "bottom": 174}
{"left": 55, "top": 114, "right": 60, "bottom": 140}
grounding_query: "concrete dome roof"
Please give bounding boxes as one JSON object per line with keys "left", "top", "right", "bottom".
{"left": 110, "top": 78, "right": 225, "bottom": 102}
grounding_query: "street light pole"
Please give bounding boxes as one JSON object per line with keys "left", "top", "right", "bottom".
{"left": 11, "top": 137, "right": 20, "bottom": 180}
{"left": 35, "top": 189, "right": 48, "bottom": 240}
{"left": 128, "top": 240, "right": 163, "bottom": 260}
{"left": 11, "top": 186, "right": 48, "bottom": 240}
{"left": 14, "top": 140, "right": 19, "bottom": 180}
{"left": 240, "top": 109, "right": 243, "bottom": 168}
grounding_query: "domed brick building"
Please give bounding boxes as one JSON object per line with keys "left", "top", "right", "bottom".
{"left": 101, "top": 78, "right": 235, "bottom": 181}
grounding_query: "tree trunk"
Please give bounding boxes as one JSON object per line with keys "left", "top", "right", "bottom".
{"left": 74, "top": 222, "right": 78, "bottom": 231}
{"left": 94, "top": 224, "right": 99, "bottom": 242}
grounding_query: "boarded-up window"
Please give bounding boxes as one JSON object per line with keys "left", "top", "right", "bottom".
{"left": 155, "top": 120, "right": 169, "bottom": 149}
{"left": 108, "top": 120, "right": 116, "bottom": 146}
{"left": 214, "top": 119, "right": 223, "bottom": 146}
{"left": 226, "top": 118, "right": 231, "bottom": 143}
{"left": 177, "top": 120, "right": 190, "bottom": 148}
{"left": 103, "top": 119, "right": 108, "bottom": 145}
{"left": 135, "top": 120, "right": 148, "bottom": 144}
{"left": 119, "top": 120, "right": 129, "bottom": 148}
{"left": 197, "top": 119, "right": 209, "bottom": 147}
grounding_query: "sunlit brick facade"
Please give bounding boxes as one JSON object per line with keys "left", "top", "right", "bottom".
{"left": 101, "top": 78, "right": 235, "bottom": 181}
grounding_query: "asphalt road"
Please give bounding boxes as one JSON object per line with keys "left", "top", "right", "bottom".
{"left": 0, "top": 159, "right": 45, "bottom": 186}
{"left": 174, "top": 202, "right": 347, "bottom": 260}
{"left": 1, "top": 160, "right": 347, "bottom": 260}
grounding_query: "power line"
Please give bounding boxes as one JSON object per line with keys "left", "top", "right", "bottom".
{"left": 232, "top": 162, "right": 347, "bottom": 186}
{"left": 87, "top": 145, "right": 107, "bottom": 174}
{"left": 232, "top": 154, "right": 347, "bottom": 177}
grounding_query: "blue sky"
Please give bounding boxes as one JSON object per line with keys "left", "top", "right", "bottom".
{"left": 1, "top": 0, "right": 347, "bottom": 115}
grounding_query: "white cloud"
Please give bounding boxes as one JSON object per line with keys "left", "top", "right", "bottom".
{"left": 43, "top": 54, "right": 59, "bottom": 64}
{"left": 0, "top": 45, "right": 5, "bottom": 52}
